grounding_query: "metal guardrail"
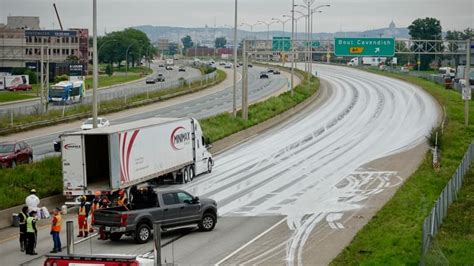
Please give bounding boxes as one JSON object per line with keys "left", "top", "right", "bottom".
{"left": 0, "top": 71, "right": 216, "bottom": 117}
{"left": 421, "top": 143, "right": 474, "bottom": 260}
{"left": 0, "top": 71, "right": 217, "bottom": 134}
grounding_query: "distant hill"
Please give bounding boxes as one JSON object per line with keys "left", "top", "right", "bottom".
{"left": 134, "top": 21, "right": 411, "bottom": 45}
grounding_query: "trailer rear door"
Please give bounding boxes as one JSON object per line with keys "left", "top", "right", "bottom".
{"left": 62, "top": 135, "right": 86, "bottom": 196}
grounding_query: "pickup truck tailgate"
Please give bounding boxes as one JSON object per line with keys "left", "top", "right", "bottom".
{"left": 93, "top": 208, "right": 126, "bottom": 226}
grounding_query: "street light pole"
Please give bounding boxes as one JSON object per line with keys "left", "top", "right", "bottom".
{"left": 92, "top": 0, "right": 98, "bottom": 128}
{"left": 233, "top": 0, "right": 238, "bottom": 117}
{"left": 125, "top": 42, "right": 135, "bottom": 77}
{"left": 291, "top": 0, "right": 295, "bottom": 96}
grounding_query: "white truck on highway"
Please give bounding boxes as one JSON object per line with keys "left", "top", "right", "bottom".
{"left": 347, "top": 57, "right": 387, "bottom": 67}
{"left": 166, "top": 58, "right": 174, "bottom": 66}
{"left": 61, "top": 117, "right": 213, "bottom": 197}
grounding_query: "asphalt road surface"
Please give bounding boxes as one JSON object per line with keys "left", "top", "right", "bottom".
{"left": 1, "top": 63, "right": 439, "bottom": 265}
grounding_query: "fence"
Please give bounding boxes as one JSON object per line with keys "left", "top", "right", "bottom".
{"left": 421, "top": 143, "right": 474, "bottom": 260}
{"left": 0, "top": 71, "right": 216, "bottom": 119}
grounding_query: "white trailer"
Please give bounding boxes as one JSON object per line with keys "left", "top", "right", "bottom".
{"left": 0, "top": 75, "right": 29, "bottom": 90}
{"left": 166, "top": 58, "right": 174, "bottom": 66}
{"left": 61, "top": 117, "right": 213, "bottom": 197}
{"left": 347, "top": 57, "right": 387, "bottom": 67}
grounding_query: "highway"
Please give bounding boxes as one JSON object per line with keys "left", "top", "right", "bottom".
{"left": 2, "top": 63, "right": 439, "bottom": 265}
{"left": 0, "top": 62, "right": 201, "bottom": 116}
{"left": 3, "top": 66, "right": 289, "bottom": 160}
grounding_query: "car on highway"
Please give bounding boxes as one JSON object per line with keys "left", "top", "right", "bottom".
{"left": 273, "top": 69, "right": 281, "bottom": 75}
{"left": 260, "top": 72, "right": 269, "bottom": 79}
{"left": 8, "top": 84, "right": 32, "bottom": 91}
{"left": 178, "top": 66, "right": 186, "bottom": 72}
{"left": 165, "top": 65, "right": 173, "bottom": 70}
{"left": 267, "top": 68, "right": 274, "bottom": 73}
{"left": 248, "top": 64, "right": 253, "bottom": 68}
{"left": 93, "top": 189, "right": 218, "bottom": 244}
{"left": 0, "top": 141, "right": 33, "bottom": 168}
{"left": 158, "top": 64, "right": 165, "bottom": 67}
{"left": 224, "top": 63, "right": 233, "bottom": 69}
{"left": 145, "top": 77, "right": 156, "bottom": 84}
{"left": 219, "top": 61, "right": 226, "bottom": 66}
{"left": 80, "top": 117, "right": 110, "bottom": 130}
{"left": 156, "top": 73, "right": 165, "bottom": 82}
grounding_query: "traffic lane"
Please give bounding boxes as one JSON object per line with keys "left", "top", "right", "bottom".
{"left": 19, "top": 216, "right": 284, "bottom": 266}
{"left": 178, "top": 63, "right": 439, "bottom": 264}
{"left": 114, "top": 66, "right": 288, "bottom": 124}
{"left": 30, "top": 66, "right": 286, "bottom": 158}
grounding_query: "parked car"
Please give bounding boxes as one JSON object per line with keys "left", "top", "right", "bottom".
{"left": 93, "top": 189, "right": 218, "bottom": 244}
{"left": 0, "top": 141, "right": 33, "bottom": 168}
{"left": 8, "top": 84, "right": 32, "bottom": 91}
{"left": 178, "top": 66, "right": 186, "bottom": 72}
{"left": 145, "top": 77, "right": 156, "bottom": 84}
{"left": 273, "top": 70, "right": 281, "bottom": 75}
{"left": 224, "top": 63, "right": 233, "bottom": 69}
{"left": 219, "top": 61, "right": 226, "bottom": 66}
{"left": 260, "top": 72, "right": 269, "bottom": 79}
{"left": 81, "top": 117, "right": 110, "bottom": 130}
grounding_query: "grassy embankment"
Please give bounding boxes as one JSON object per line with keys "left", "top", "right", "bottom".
{"left": 0, "top": 69, "right": 318, "bottom": 210}
{"left": 331, "top": 70, "right": 474, "bottom": 265}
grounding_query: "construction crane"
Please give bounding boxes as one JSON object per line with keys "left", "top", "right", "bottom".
{"left": 53, "top": 3, "right": 63, "bottom": 30}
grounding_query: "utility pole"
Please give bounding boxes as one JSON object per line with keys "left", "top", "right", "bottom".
{"left": 242, "top": 39, "right": 248, "bottom": 120}
{"left": 291, "top": 0, "right": 295, "bottom": 97}
{"left": 92, "top": 0, "right": 98, "bottom": 128}
{"left": 464, "top": 38, "right": 471, "bottom": 126}
{"left": 232, "top": 0, "right": 238, "bottom": 117}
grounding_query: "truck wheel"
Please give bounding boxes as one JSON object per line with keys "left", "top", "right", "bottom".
{"left": 135, "top": 224, "right": 151, "bottom": 244}
{"left": 207, "top": 160, "right": 213, "bottom": 173}
{"left": 109, "top": 233, "right": 122, "bottom": 241}
{"left": 189, "top": 167, "right": 195, "bottom": 181}
{"left": 182, "top": 168, "right": 189, "bottom": 184}
{"left": 198, "top": 213, "right": 216, "bottom": 231}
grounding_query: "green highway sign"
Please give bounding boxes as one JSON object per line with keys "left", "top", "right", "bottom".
{"left": 272, "top": 36, "right": 292, "bottom": 52}
{"left": 304, "top": 41, "right": 320, "bottom": 48}
{"left": 334, "top": 37, "right": 395, "bottom": 56}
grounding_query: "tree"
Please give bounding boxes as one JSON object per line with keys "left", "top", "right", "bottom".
{"left": 181, "top": 35, "right": 194, "bottom": 53}
{"left": 65, "top": 55, "right": 80, "bottom": 64}
{"left": 408, "top": 17, "right": 442, "bottom": 70}
{"left": 105, "top": 64, "right": 113, "bottom": 76}
{"left": 168, "top": 43, "right": 179, "bottom": 55}
{"left": 215, "top": 37, "right": 227, "bottom": 48}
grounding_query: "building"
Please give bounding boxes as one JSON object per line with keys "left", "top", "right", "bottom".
{"left": 0, "top": 16, "right": 89, "bottom": 75}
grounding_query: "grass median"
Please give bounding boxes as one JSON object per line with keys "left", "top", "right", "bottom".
{"left": 0, "top": 68, "right": 318, "bottom": 210}
{"left": 0, "top": 70, "right": 226, "bottom": 135}
{"left": 331, "top": 70, "right": 474, "bottom": 265}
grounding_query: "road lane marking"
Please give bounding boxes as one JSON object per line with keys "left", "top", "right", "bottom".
{"left": 214, "top": 217, "right": 287, "bottom": 266}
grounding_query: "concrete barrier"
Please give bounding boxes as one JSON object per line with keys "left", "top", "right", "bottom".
{"left": 0, "top": 194, "right": 65, "bottom": 229}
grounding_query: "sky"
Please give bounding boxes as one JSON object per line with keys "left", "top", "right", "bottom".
{"left": 1, "top": 0, "right": 473, "bottom": 35}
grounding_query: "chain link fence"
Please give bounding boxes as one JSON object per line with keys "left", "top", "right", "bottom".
{"left": 0, "top": 71, "right": 216, "bottom": 119}
{"left": 421, "top": 143, "right": 474, "bottom": 263}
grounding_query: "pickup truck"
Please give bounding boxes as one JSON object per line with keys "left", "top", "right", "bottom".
{"left": 92, "top": 189, "right": 218, "bottom": 244}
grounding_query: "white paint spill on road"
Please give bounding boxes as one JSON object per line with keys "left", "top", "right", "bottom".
{"left": 182, "top": 64, "right": 439, "bottom": 265}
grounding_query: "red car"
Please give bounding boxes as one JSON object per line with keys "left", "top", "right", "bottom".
{"left": 0, "top": 141, "right": 33, "bottom": 168}
{"left": 8, "top": 84, "right": 32, "bottom": 91}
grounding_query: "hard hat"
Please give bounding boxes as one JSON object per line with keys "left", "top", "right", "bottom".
{"left": 80, "top": 195, "right": 87, "bottom": 201}
{"left": 30, "top": 189, "right": 36, "bottom": 193}
{"left": 94, "top": 191, "right": 101, "bottom": 196}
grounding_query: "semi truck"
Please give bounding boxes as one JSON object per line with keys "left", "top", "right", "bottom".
{"left": 61, "top": 117, "right": 213, "bottom": 198}
{"left": 347, "top": 57, "right": 387, "bottom": 66}
{"left": 48, "top": 80, "right": 85, "bottom": 104}
{"left": 0, "top": 75, "right": 30, "bottom": 90}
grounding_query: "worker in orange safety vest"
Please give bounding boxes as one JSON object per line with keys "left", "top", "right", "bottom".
{"left": 89, "top": 191, "right": 101, "bottom": 233}
{"left": 77, "top": 195, "right": 90, "bottom": 237}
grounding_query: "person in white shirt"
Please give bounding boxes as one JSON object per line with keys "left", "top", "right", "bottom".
{"left": 25, "top": 189, "right": 40, "bottom": 213}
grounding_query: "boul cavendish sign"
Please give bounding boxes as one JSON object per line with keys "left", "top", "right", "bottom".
{"left": 334, "top": 37, "right": 395, "bottom": 57}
